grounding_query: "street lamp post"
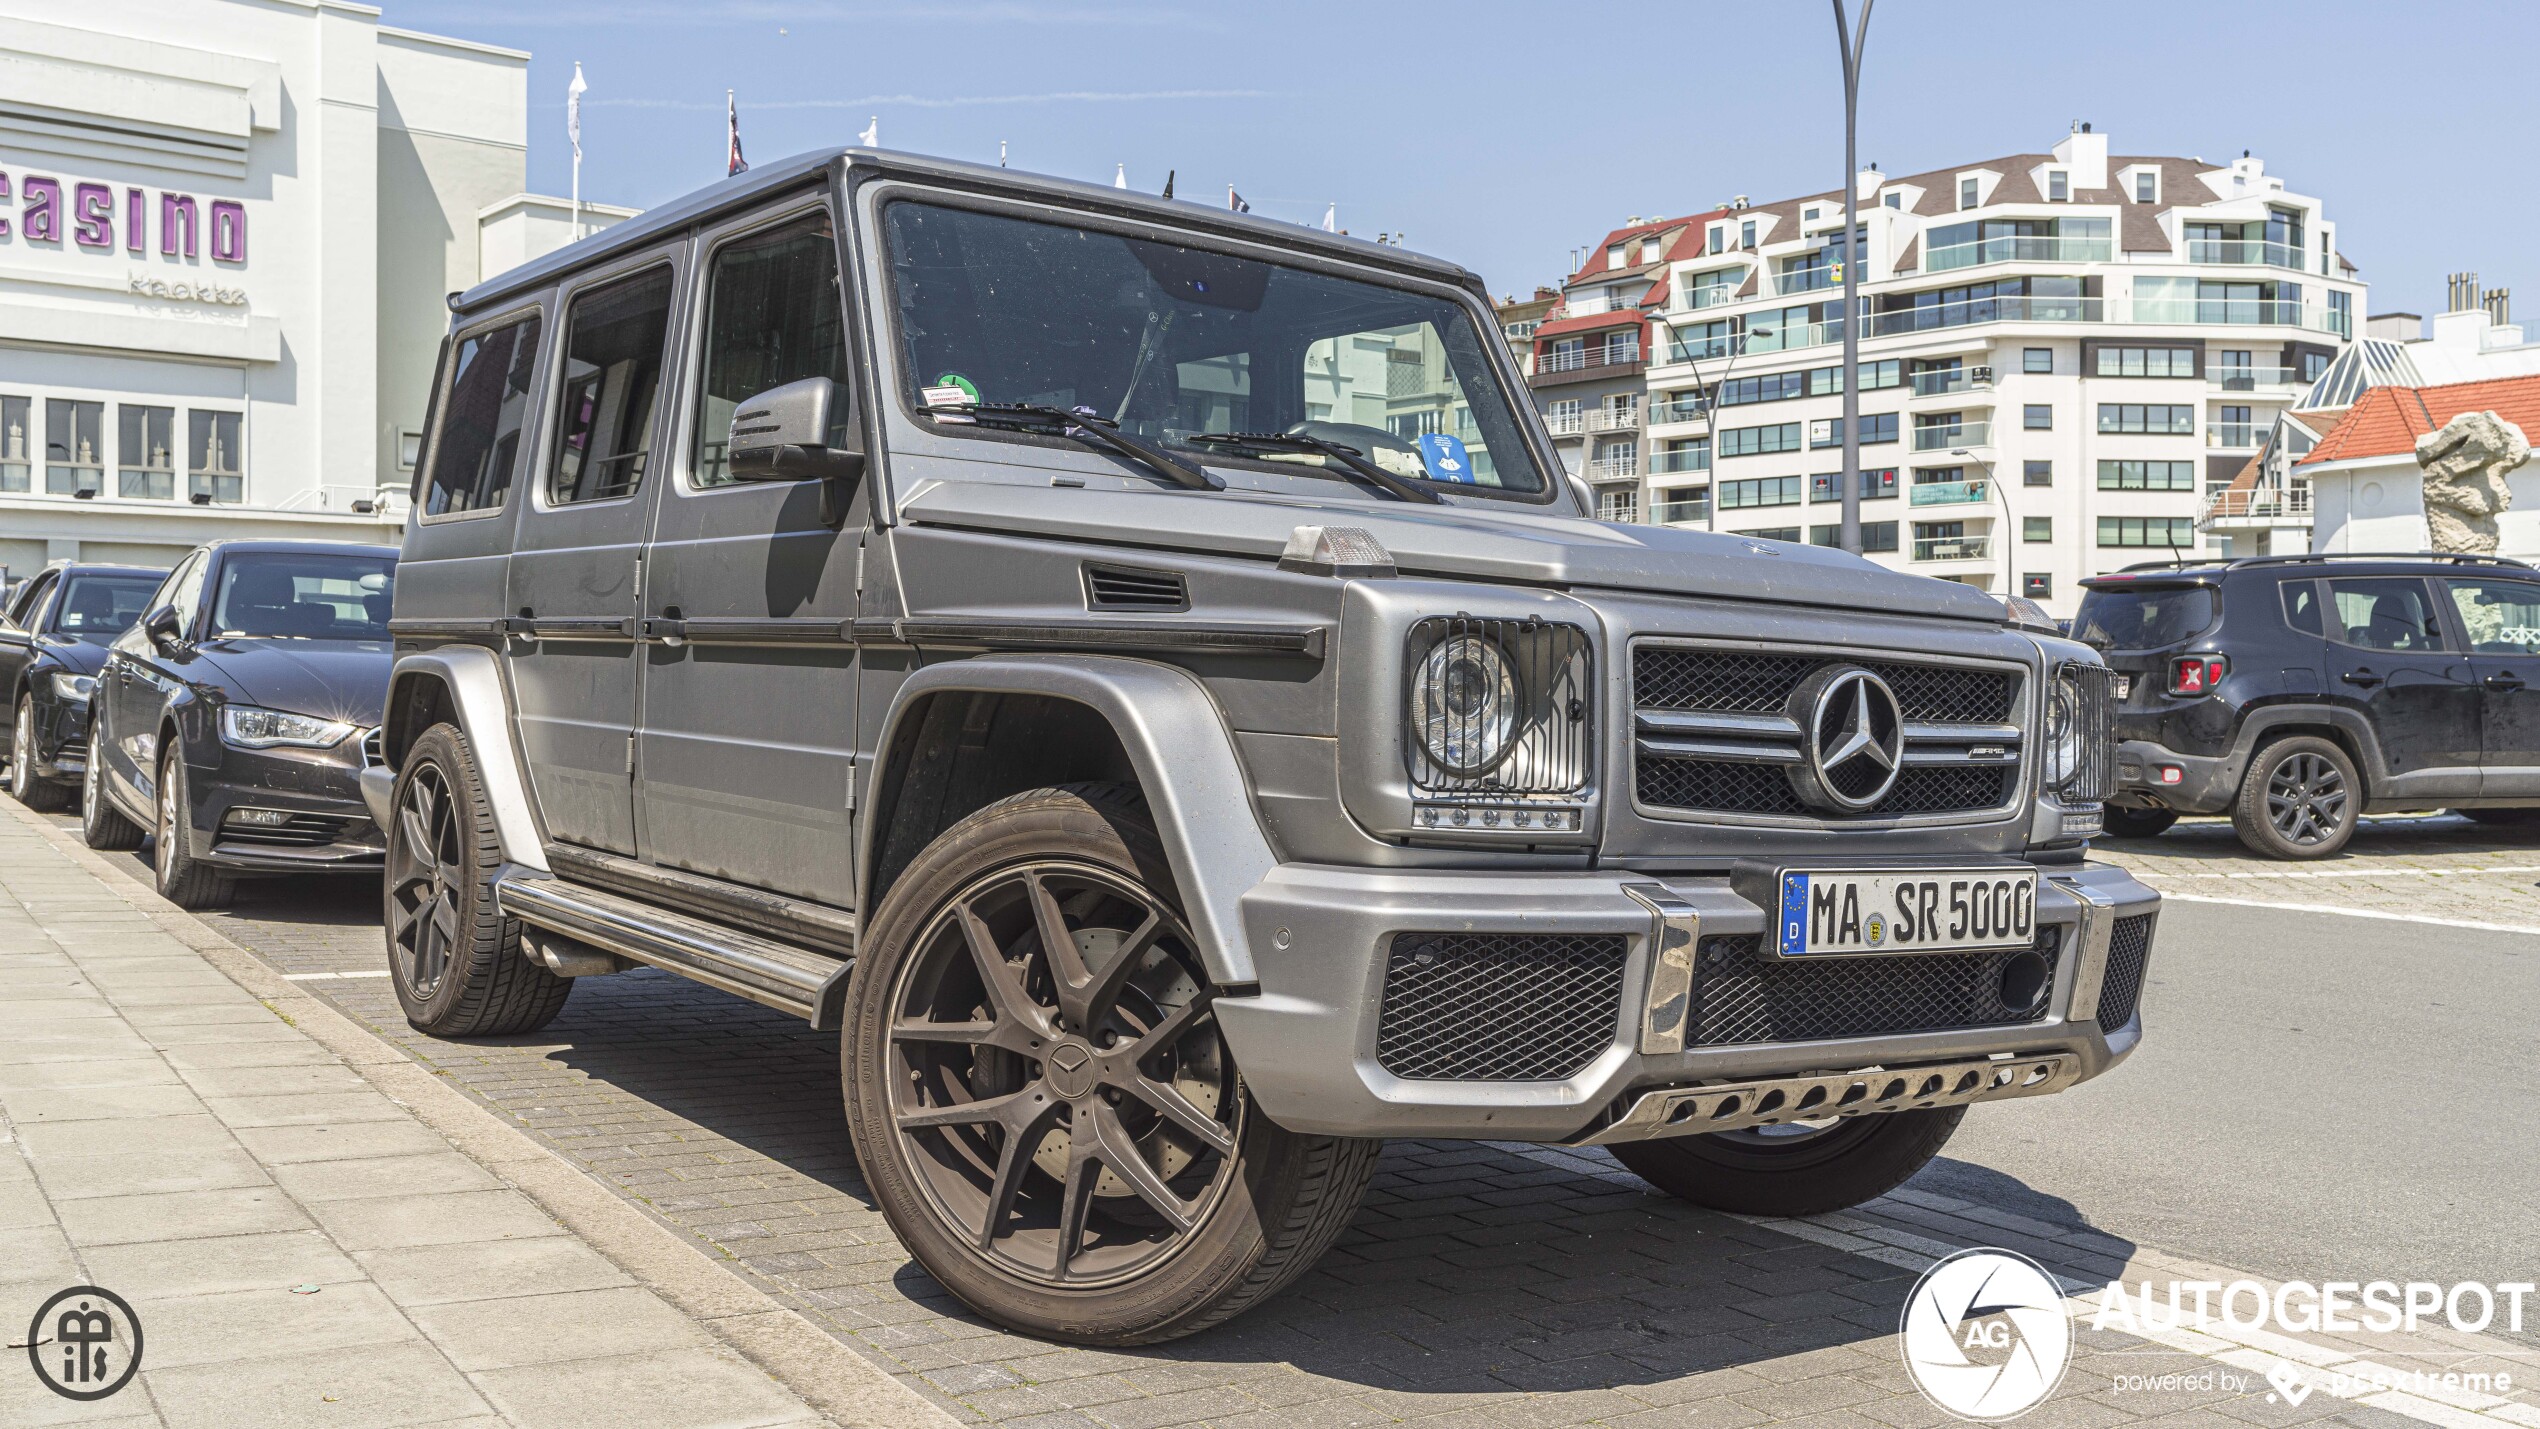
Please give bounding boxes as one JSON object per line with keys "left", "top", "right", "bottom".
{"left": 1951, "top": 447, "right": 2015, "bottom": 595}
{"left": 1832, "top": 0, "right": 1874, "bottom": 554}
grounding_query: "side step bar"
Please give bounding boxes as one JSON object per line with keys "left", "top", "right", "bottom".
{"left": 495, "top": 872, "right": 853, "bottom": 1029}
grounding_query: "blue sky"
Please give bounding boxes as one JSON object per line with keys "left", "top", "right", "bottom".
{"left": 392, "top": 0, "right": 2532, "bottom": 321}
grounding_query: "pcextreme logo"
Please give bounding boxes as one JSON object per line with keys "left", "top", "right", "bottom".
{"left": 1900, "top": 1248, "right": 2074, "bottom": 1421}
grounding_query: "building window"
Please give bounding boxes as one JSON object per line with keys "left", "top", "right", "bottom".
{"left": 2024, "top": 347, "right": 2053, "bottom": 374}
{"left": 117, "top": 405, "right": 175, "bottom": 500}
{"left": 1740, "top": 218, "right": 1757, "bottom": 249}
{"left": 1707, "top": 225, "right": 1724, "bottom": 255}
{"left": 2047, "top": 170, "right": 2070, "bottom": 202}
{"left": 1811, "top": 520, "right": 1900, "bottom": 552}
{"left": 188, "top": 411, "right": 243, "bottom": 504}
{"left": 2024, "top": 460, "right": 2053, "bottom": 486}
{"left": 397, "top": 430, "right": 423, "bottom": 470}
{"left": 2024, "top": 404, "right": 2053, "bottom": 431}
{"left": 1597, "top": 488, "right": 1639, "bottom": 522}
{"left": 2099, "top": 516, "right": 2200, "bottom": 548}
{"left": 1883, "top": 191, "right": 1902, "bottom": 210}
{"left": 2097, "top": 459, "right": 2197, "bottom": 491}
{"left": 2301, "top": 351, "right": 2330, "bottom": 381}
{"left": 1810, "top": 414, "right": 1897, "bottom": 448}
{"left": 2216, "top": 404, "right": 2255, "bottom": 448}
{"left": 2024, "top": 573, "right": 2053, "bottom": 600}
{"left": 1738, "top": 527, "right": 1803, "bottom": 543}
{"left": 1959, "top": 176, "right": 1980, "bottom": 210}
{"left": 2328, "top": 289, "right": 2353, "bottom": 337}
{"left": 423, "top": 313, "right": 544, "bottom": 518}
{"left": 2095, "top": 346, "right": 2197, "bottom": 378}
{"left": 1719, "top": 475, "right": 1803, "bottom": 509}
{"left": 2096, "top": 403, "right": 2196, "bottom": 435}
{"left": 2024, "top": 516, "right": 2053, "bottom": 543}
{"left": 2133, "top": 171, "right": 2158, "bottom": 204}
{"left": 1718, "top": 422, "right": 1802, "bottom": 458}
{"left": 0, "top": 396, "right": 28, "bottom": 493}
{"left": 44, "top": 399, "right": 103, "bottom": 496}
{"left": 1811, "top": 468, "right": 1898, "bottom": 502}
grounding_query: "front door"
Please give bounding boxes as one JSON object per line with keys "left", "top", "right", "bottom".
{"left": 504, "top": 254, "right": 682, "bottom": 856}
{"left": 102, "top": 553, "right": 209, "bottom": 810}
{"left": 635, "top": 203, "right": 865, "bottom": 902}
{"left": 2437, "top": 574, "right": 2540, "bottom": 796}
{"left": 2319, "top": 575, "right": 2480, "bottom": 792}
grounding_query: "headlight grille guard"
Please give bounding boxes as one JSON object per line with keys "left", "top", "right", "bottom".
{"left": 1402, "top": 615, "right": 1592, "bottom": 798}
{"left": 2053, "top": 661, "right": 2120, "bottom": 804}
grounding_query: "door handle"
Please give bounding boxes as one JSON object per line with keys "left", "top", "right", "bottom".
{"left": 2341, "top": 668, "right": 2382, "bottom": 688}
{"left": 2486, "top": 672, "right": 2527, "bottom": 692}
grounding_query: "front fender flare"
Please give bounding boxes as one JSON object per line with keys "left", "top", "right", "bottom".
{"left": 375, "top": 646, "right": 548, "bottom": 874}
{"left": 861, "top": 655, "right": 1275, "bottom": 986}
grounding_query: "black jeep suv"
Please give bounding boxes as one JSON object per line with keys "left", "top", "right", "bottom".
{"left": 2076, "top": 553, "right": 2540, "bottom": 858}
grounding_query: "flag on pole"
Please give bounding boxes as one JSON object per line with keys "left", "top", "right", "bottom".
{"left": 858, "top": 115, "right": 878, "bottom": 147}
{"left": 1227, "top": 185, "right": 1249, "bottom": 214}
{"left": 1113, "top": 163, "right": 1127, "bottom": 190}
{"left": 726, "top": 91, "right": 748, "bottom": 176}
{"left": 567, "top": 63, "right": 586, "bottom": 158}
{"left": 1321, "top": 202, "right": 1336, "bottom": 233}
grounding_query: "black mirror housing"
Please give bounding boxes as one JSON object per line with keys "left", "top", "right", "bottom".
{"left": 143, "top": 604, "right": 185, "bottom": 646}
{"left": 727, "top": 377, "right": 867, "bottom": 522}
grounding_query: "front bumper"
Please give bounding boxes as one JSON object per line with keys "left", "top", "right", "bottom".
{"left": 25, "top": 695, "right": 91, "bottom": 779}
{"left": 188, "top": 741, "right": 384, "bottom": 872}
{"left": 1214, "top": 859, "right": 2157, "bottom": 1143}
{"left": 2113, "top": 737, "right": 2240, "bottom": 815}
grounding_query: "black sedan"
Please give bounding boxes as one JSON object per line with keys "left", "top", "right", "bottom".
{"left": 3, "top": 562, "right": 169, "bottom": 810}
{"left": 84, "top": 540, "right": 398, "bottom": 908}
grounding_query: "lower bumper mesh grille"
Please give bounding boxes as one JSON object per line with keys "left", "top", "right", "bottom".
{"left": 1691, "top": 926, "right": 2062, "bottom": 1047}
{"left": 1637, "top": 759, "right": 2014, "bottom": 818}
{"left": 2093, "top": 914, "right": 2155, "bottom": 1029}
{"left": 1377, "top": 932, "right": 1628, "bottom": 1081}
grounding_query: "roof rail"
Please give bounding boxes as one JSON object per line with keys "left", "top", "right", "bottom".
{"left": 2221, "top": 551, "right": 2536, "bottom": 571}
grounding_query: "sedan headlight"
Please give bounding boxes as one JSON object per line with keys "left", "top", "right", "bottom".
{"left": 2045, "top": 662, "right": 2119, "bottom": 803}
{"left": 219, "top": 706, "right": 355, "bottom": 750}
{"left": 49, "top": 671, "right": 96, "bottom": 703}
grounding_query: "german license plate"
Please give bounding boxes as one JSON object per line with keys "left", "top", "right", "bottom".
{"left": 1774, "top": 869, "right": 2039, "bottom": 957}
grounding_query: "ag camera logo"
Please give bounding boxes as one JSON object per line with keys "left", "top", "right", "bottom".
{"left": 1901, "top": 1249, "right": 2073, "bottom": 1421}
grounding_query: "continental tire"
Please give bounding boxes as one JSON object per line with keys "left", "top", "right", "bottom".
{"left": 1610, "top": 1106, "right": 1967, "bottom": 1217}
{"left": 153, "top": 752, "right": 233, "bottom": 910}
{"left": 2230, "top": 735, "right": 2359, "bottom": 860}
{"left": 80, "top": 727, "right": 146, "bottom": 851}
{"left": 385, "top": 722, "right": 571, "bottom": 1037}
{"left": 844, "top": 783, "right": 1378, "bottom": 1345}
{"left": 12, "top": 696, "right": 72, "bottom": 811}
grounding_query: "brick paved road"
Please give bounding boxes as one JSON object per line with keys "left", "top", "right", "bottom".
{"left": 2098, "top": 813, "right": 2540, "bottom": 931}
{"left": 33, "top": 809, "right": 2535, "bottom": 1429}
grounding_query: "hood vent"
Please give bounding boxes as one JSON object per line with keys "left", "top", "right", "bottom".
{"left": 1082, "top": 562, "right": 1189, "bottom": 612}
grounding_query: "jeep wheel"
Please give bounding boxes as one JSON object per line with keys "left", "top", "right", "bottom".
{"left": 1609, "top": 1106, "right": 1967, "bottom": 1217}
{"left": 844, "top": 784, "right": 1378, "bottom": 1345}
{"left": 2231, "top": 735, "right": 2358, "bottom": 860}
{"left": 386, "top": 723, "right": 572, "bottom": 1036}
{"left": 11, "top": 696, "right": 72, "bottom": 811}
{"left": 154, "top": 753, "right": 233, "bottom": 910}
{"left": 2099, "top": 805, "right": 2178, "bottom": 840}
{"left": 80, "top": 728, "right": 146, "bottom": 851}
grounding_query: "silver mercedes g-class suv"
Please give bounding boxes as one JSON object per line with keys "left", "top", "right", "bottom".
{"left": 366, "top": 147, "right": 2158, "bottom": 1345}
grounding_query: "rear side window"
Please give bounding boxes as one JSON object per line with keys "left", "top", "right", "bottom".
{"left": 423, "top": 313, "right": 543, "bottom": 517}
{"left": 2072, "top": 584, "right": 2218, "bottom": 650}
{"left": 2281, "top": 579, "right": 2323, "bottom": 635}
{"left": 2443, "top": 577, "right": 2540, "bottom": 654}
{"left": 2326, "top": 577, "right": 2446, "bottom": 652}
{"left": 549, "top": 266, "right": 676, "bottom": 504}
{"left": 692, "top": 213, "right": 851, "bottom": 488}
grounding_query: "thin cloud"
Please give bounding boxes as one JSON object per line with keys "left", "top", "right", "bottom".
{"left": 563, "top": 89, "right": 1272, "bottom": 111}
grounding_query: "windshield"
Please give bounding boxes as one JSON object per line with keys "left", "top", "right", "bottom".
{"left": 208, "top": 553, "right": 396, "bottom": 641}
{"left": 52, "top": 575, "right": 160, "bottom": 637}
{"left": 882, "top": 201, "right": 1545, "bottom": 495}
{"left": 2072, "top": 585, "right": 2219, "bottom": 650}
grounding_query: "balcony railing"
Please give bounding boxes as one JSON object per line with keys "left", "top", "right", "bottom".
{"left": 1911, "top": 420, "right": 1990, "bottom": 452}
{"left": 2208, "top": 423, "right": 2260, "bottom": 449}
{"left": 1776, "top": 266, "right": 1839, "bottom": 295}
{"left": 2207, "top": 366, "right": 2302, "bottom": 391}
{"left": 2123, "top": 298, "right": 2350, "bottom": 336}
{"left": 1870, "top": 295, "right": 2104, "bottom": 336}
{"left": 1536, "top": 343, "right": 1642, "bottom": 374}
{"left": 1909, "top": 478, "right": 1990, "bottom": 506}
{"left": 1585, "top": 456, "right": 1641, "bottom": 481}
{"left": 1913, "top": 536, "right": 1991, "bottom": 562}
{"left": 2186, "top": 238, "right": 2309, "bottom": 271}
{"left": 1585, "top": 407, "right": 1642, "bottom": 434}
{"left": 1925, "top": 235, "right": 2114, "bottom": 271}
{"left": 1678, "top": 284, "right": 1739, "bottom": 311}
{"left": 1909, "top": 366, "right": 1995, "bottom": 397}
{"left": 1544, "top": 411, "right": 1585, "bottom": 436}
{"left": 1651, "top": 447, "right": 1712, "bottom": 474}
{"left": 1654, "top": 495, "right": 1711, "bottom": 524}
{"left": 1647, "top": 397, "right": 1710, "bottom": 426}
{"left": 2200, "top": 486, "right": 2313, "bottom": 524}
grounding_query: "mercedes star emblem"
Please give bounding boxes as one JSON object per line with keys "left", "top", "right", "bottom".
{"left": 1788, "top": 666, "right": 1905, "bottom": 812}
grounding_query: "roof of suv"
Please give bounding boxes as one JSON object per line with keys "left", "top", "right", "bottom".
{"left": 2080, "top": 553, "right": 2536, "bottom": 589}
{"left": 452, "top": 147, "right": 1483, "bottom": 318}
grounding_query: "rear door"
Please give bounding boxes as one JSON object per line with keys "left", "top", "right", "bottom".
{"left": 634, "top": 200, "right": 866, "bottom": 900}
{"left": 2435, "top": 574, "right": 2540, "bottom": 796}
{"left": 2320, "top": 575, "right": 2480, "bottom": 791}
{"left": 503, "top": 252, "right": 684, "bottom": 856}
{"left": 0, "top": 572, "right": 57, "bottom": 732}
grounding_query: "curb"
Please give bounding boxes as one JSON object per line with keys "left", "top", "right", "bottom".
{"left": 7, "top": 798, "right": 964, "bottom": 1429}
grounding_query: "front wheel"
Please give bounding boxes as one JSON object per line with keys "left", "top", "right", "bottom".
{"left": 80, "top": 727, "right": 146, "bottom": 851}
{"left": 11, "top": 696, "right": 72, "bottom": 811}
{"left": 1609, "top": 1106, "right": 1967, "bottom": 1217}
{"left": 843, "top": 784, "right": 1378, "bottom": 1345}
{"left": 385, "top": 723, "right": 571, "bottom": 1036}
{"left": 154, "top": 753, "right": 233, "bottom": 910}
{"left": 2231, "top": 735, "right": 2360, "bottom": 859}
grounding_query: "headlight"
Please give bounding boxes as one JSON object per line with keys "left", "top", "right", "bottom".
{"left": 2045, "top": 662, "right": 2118, "bottom": 803}
{"left": 219, "top": 706, "right": 355, "bottom": 750}
{"left": 49, "top": 672, "right": 96, "bottom": 703}
{"left": 1411, "top": 632, "right": 1519, "bottom": 775}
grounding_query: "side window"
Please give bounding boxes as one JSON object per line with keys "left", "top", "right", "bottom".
{"left": 2326, "top": 577, "right": 2445, "bottom": 653}
{"left": 5, "top": 573, "right": 56, "bottom": 631}
{"left": 2280, "top": 579, "right": 2323, "bottom": 636}
{"left": 424, "top": 313, "right": 544, "bottom": 517}
{"left": 2444, "top": 578, "right": 2540, "bottom": 654}
{"left": 548, "top": 266, "right": 676, "bottom": 504}
{"left": 692, "top": 213, "right": 851, "bottom": 488}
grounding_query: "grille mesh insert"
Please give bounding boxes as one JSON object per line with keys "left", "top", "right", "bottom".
{"left": 1691, "top": 926, "right": 2062, "bottom": 1047}
{"left": 1634, "top": 648, "right": 2017, "bottom": 723}
{"left": 2094, "top": 914, "right": 2154, "bottom": 1029}
{"left": 1637, "top": 759, "right": 2013, "bottom": 817}
{"left": 1376, "top": 932, "right": 1628, "bottom": 1081}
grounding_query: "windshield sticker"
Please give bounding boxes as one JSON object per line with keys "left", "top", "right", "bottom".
{"left": 930, "top": 372, "right": 982, "bottom": 406}
{"left": 1416, "top": 432, "right": 1478, "bottom": 484}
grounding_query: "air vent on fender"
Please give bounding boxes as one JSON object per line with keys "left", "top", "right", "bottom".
{"left": 1082, "top": 562, "right": 1190, "bottom": 611}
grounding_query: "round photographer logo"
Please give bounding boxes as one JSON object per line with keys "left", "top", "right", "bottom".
{"left": 1901, "top": 1249, "right": 2072, "bottom": 1421}
{"left": 26, "top": 1286, "right": 144, "bottom": 1402}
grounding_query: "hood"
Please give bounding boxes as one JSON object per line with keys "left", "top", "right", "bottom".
{"left": 35, "top": 635, "right": 112, "bottom": 678}
{"left": 900, "top": 481, "right": 2011, "bottom": 622}
{"left": 190, "top": 639, "right": 391, "bottom": 726}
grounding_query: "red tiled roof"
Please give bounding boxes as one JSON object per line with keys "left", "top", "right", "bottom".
{"left": 2296, "top": 374, "right": 2540, "bottom": 466}
{"left": 1562, "top": 209, "right": 1731, "bottom": 283}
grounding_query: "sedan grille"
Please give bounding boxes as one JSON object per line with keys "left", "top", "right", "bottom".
{"left": 217, "top": 813, "right": 358, "bottom": 849}
{"left": 1690, "top": 926, "right": 2062, "bottom": 1047}
{"left": 1376, "top": 932, "right": 1628, "bottom": 1081}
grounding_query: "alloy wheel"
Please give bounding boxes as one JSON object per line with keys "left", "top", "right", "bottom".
{"left": 2265, "top": 751, "right": 2349, "bottom": 846}
{"left": 157, "top": 766, "right": 179, "bottom": 874}
{"left": 887, "top": 861, "right": 1239, "bottom": 1289}
{"left": 11, "top": 708, "right": 30, "bottom": 794}
{"left": 387, "top": 764, "right": 464, "bottom": 1000}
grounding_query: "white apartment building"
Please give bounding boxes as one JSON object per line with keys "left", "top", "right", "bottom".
{"left": 1621, "top": 125, "right": 2362, "bottom": 617}
{"left": 0, "top": 0, "right": 627, "bottom": 582}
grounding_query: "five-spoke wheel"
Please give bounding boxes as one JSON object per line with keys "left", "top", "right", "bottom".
{"left": 383, "top": 723, "right": 571, "bottom": 1036}
{"left": 388, "top": 759, "right": 464, "bottom": 1002}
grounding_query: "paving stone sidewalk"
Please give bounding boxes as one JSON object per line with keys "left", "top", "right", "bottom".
{"left": 0, "top": 812, "right": 832, "bottom": 1428}
{"left": 2100, "top": 814, "right": 2540, "bottom": 929}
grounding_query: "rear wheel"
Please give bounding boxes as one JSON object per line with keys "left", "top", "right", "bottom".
{"left": 10, "top": 696, "right": 72, "bottom": 811}
{"left": 386, "top": 723, "right": 572, "bottom": 1036}
{"left": 2099, "top": 805, "right": 2178, "bottom": 840}
{"left": 844, "top": 784, "right": 1378, "bottom": 1345}
{"left": 2230, "top": 735, "right": 2359, "bottom": 859}
{"left": 80, "top": 727, "right": 145, "bottom": 851}
{"left": 153, "top": 753, "right": 233, "bottom": 910}
{"left": 1609, "top": 1107, "right": 1967, "bottom": 1217}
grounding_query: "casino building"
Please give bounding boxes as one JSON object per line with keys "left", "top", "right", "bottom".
{"left": 0, "top": 0, "right": 629, "bottom": 580}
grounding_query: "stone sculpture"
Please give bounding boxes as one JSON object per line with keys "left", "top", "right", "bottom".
{"left": 2414, "top": 409, "right": 2531, "bottom": 556}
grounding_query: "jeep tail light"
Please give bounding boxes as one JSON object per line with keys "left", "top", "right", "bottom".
{"left": 2169, "top": 655, "right": 2226, "bottom": 696}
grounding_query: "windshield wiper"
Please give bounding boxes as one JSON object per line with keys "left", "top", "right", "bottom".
{"left": 1186, "top": 432, "right": 1443, "bottom": 505}
{"left": 942, "top": 403, "right": 1220, "bottom": 492}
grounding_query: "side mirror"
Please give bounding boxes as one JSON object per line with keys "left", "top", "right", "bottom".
{"left": 727, "top": 377, "right": 867, "bottom": 524}
{"left": 143, "top": 604, "right": 185, "bottom": 648}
